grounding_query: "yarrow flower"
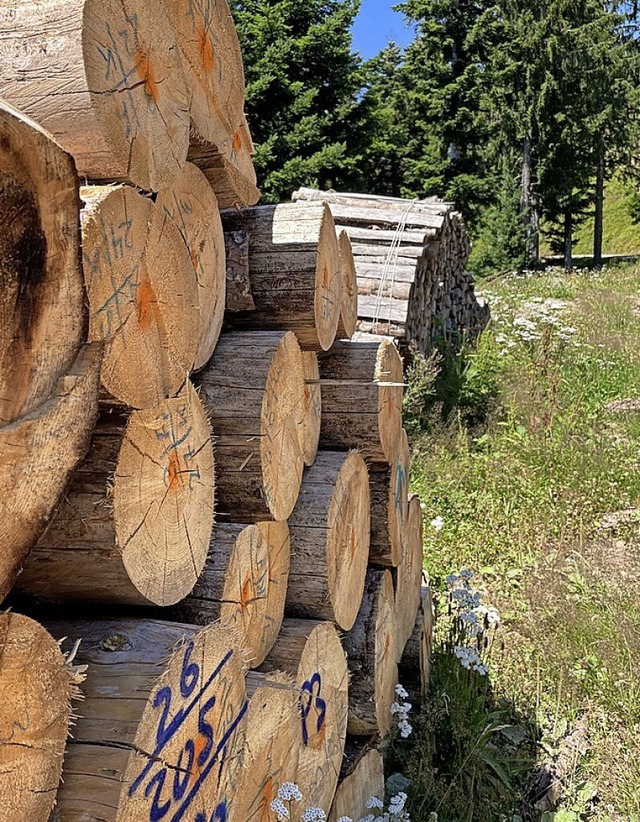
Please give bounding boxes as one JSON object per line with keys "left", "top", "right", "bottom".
{"left": 278, "top": 783, "right": 303, "bottom": 802}
{"left": 390, "top": 688, "right": 413, "bottom": 737}
{"left": 302, "top": 808, "right": 326, "bottom": 822}
{"left": 447, "top": 569, "right": 500, "bottom": 676}
{"left": 270, "top": 798, "right": 289, "bottom": 820}
{"left": 430, "top": 515, "right": 445, "bottom": 531}
{"left": 366, "top": 797, "right": 384, "bottom": 810}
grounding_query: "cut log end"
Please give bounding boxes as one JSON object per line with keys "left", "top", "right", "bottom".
{"left": 369, "top": 427, "right": 410, "bottom": 568}
{"left": 299, "top": 352, "right": 322, "bottom": 466}
{"left": 82, "top": 0, "right": 190, "bottom": 189}
{"left": 257, "top": 521, "right": 291, "bottom": 660}
{"left": 328, "top": 749, "right": 385, "bottom": 822}
{"left": 82, "top": 185, "right": 200, "bottom": 408}
{"left": 396, "top": 494, "right": 424, "bottom": 650}
{"left": 115, "top": 381, "right": 215, "bottom": 606}
{"left": 313, "top": 204, "right": 343, "bottom": 351}
{"left": 0, "top": 613, "right": 80, "bottom": 822}
{"left": 336, "top": 230, "right": 358, "bottom": 340}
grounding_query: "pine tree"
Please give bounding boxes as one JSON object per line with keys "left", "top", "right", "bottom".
{"left": 230, "top": 0, "right": 376, "bottom": 202}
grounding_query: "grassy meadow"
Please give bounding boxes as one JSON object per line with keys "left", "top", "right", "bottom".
{"left": 393, "top": 262, "right": 640, "bottom": 821}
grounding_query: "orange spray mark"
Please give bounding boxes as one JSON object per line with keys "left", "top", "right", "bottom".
{"left": 136, "top": 275, "right": 158, "bottom": 331}
{"left": 241, "top": 577, "right": 253, "bottom": 608}
{"left": 189, "top": 732, "right": 209, "bottom": 788}
{"left": 136, "top": 49, "right": 159, "bottom": 102}
{"left": 198, "top": 22, "right": 216, "bottom": 72}
{"left": 323, "top": 264, "right": 329, "bottom": 289}
{"left": 167, "top": 451, "right": 182, "bottom": 493}
{"left": 232, "top": 130, "right": 243, "bottom": 154}
{"left": 259, "top": 779, "right": 275, "bottom": 821}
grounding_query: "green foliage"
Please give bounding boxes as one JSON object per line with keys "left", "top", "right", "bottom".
{"left": 230, "top": 0, "right": 375, "bottom": 202}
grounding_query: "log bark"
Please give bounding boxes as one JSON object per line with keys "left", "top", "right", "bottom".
{"left": 369, "top": 428, "right": 410, "bottom": 567}
{"left": 155, "top": 162, "right": 226, "bottom": 370}
{"left": 0, "top": 100, "right": 86, "bottom": 426}
{"left": 197, "top": 331, "right": 305, "bottom": 522}
{"left": 398, "top": 584, "right": 434, "bottom": 704}
{"left": 224, "top": 230, "right": 254, "bottom": 312}
{"left": 299, "top": 352, "right": 322, "bottom": 467}
{"left": 336, "top": 230, "right": 358, "bottom": 340}
{"left": 0, "top": 612, "right": 83, "bottom": 822}
{"left": 286, "top": 451, "right": 370, "bottom": 631}
{"left": 0, "top": 0, "right": 190, "bottom": 191}
{"left": 328, "top": 749, "right": 385, "bottom": 822}
{"left": 228, "top": 671, "right": 301, "bottom": 822}
{"left": 258, "top": 619, "right": 349, "bottom": 820}
{"left": 0, "top": 343, "right": 101, "bottom": 603}
{"left": 171, "top": 523, "right": 272, "bottom": 666}
{"left": 81, "top": 185, "right": 201, "bottom": 408}
{"left": 17, "top": 381, "right": 215, "bottom": 607}
{"left": 342, "top": 569, "right": 399, "bottom": 737}
{"left": 46, "top": 619, "right": 248, "bottom": 822}
{"left": 319, "top": 339, "right": 404, "bottom": 464}
{"left": 188, "top": 115, "right": 260, "bottom": 210}
{"left": 222, "top": 202, "right": 343, "bottom": 351}
{"left": 396, "top": 494, "right": 424, "bottom": 652}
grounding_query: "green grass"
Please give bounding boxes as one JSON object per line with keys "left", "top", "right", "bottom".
{"left": 541, "top": 175, "right": 640, "bottom": 259}
{"left": 395, "top": 263, "right": 640, "bottom": 821}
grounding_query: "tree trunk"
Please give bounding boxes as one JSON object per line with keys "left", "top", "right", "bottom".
{"left": 396, "top": 494, "right": 425, "bottom": 653}
{"left": 286, "top": 451, "right": 370, "bottom": 631}
{"left": 196, "top": 331, "right": 305, "bottom": 522}
{"left": 258, "top": 619, "right": 349, "bottom": 821}
{"left": 369, "top": 429, "right": 410, "bottom": 567}
{"left": 299, "top": 352, "right": 322, "bottom": 467}
{"left": 0, "top": 101, "right": 86, "bottom": 426}
{"left": 46, "top": 619, "right": 248, "bottom": 822}
{"left": 318, "top": 339, "right": 404, "bottom": 464}
{"left": 521, "top": 133, "right": 539, "bottom": 266}
{"left": 328, "top": 749, "right": 385, "bottom": 822}
{"left": 0, "top": 0, "right": 190, "bottom": 191}
{"left": 221, "top": 202, "right": 343, "bottom": 351}
{"left": 0, "top": 344, "right": 101, "bottom": 602}
{"left": 564, "top": 211, "right": 573, "bottom": 272}
{"left": 341, "top": 569, "right": 399, "bottom": 737}
{"left": 81, "top": 185, "right": 201, "bottom": 408}
{"left": 594, "top": 150, "right": 605, "bottom": 268}
{"left": 155, "top": 162, "right": 227, "bottom": 370}
{"left": 0, "top": 613, "right": 83, "bottom": 822}
{"left": 171, "top": 523, "right": 275, "bottom": 666}
{"left": 17, "top": 381, "right": 215, "bottom": 607}
{"left": 335, "top": 230, "right": 358, "bottom": 340}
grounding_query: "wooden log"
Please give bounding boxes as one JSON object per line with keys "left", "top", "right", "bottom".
{"left": 258, "top": 619, "right": 349, "bottom": 820}
{"left": 155, "top": 162, "right": 226, "bottom": 370}
{"left": 81, "top": 185, "right": 200, "bottom": 408}
{"left": 369, "top": 429, "right": 410, "bottom": 568}
{"left": 16, "top": 381, "right": 215, "bottom": 607}
{"left": 396, "top": 494, "right": 424, "bottom": 651}
{"left": 171, "top": 523, "right": 272, "bottom": 666}
{"left": 224, "top": 230, "right": 255, "bottom": 311}
{"left": 0, "top": 612, "right": 83, "bottom": 822}
{"left": 299, "top": 352, "right": 322, "bottom": 467}
{"left": 398, "top": 583, "right": 434, "bottom": 703}
{"left": 0, "top": 0, "right": 190, "bottom": 191}
{"left": 0, "top": 101, "right": 86, "bottom": 426}
{"left": 336, "top": 230, "right": 358, "bottom": 340}
{"left": 319, "top": 339, "right": 403, "bottom": 464}
{"left": 160, "top": 0, "right": 245, "bottom": 150}
{"left": 197, "top": 331, "right": 305, "bottom": 522}
{"left": 47, "top": 619, "right": 248, "bottom": 821}
{"left": 286, "top": 451, "right": 370, "bottom": 631}
{"left": 342, "top": 569, "right": 399, "bottom": 737}
{"left": 222, "top": 202, "right": 342, "bottom": 351}
{"left": 228, "top": 671, "right": 301, "bottom": 822}
{"left": 188, "top": 114, "right": 260, "bottom": 209}
{"left": 328, "top": 749, "right": 385, "bottom": 822}
{"left": 0, "top": 343, "right": 101, "bottom": 602}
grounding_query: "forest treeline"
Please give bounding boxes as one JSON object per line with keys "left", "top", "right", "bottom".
{"left": 230, "top": 0, "right": 640, "bottom": 274}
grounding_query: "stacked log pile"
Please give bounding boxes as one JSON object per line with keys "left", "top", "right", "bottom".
{"left": 293, "top": 187, "right": 491, "bottom": 355}
{"left": 0, "top": 5, "right": 458, "bottom": 820}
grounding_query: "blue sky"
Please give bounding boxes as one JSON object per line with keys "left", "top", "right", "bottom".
{"left": 351, "top": 0, "right": 415, "bottom": 58}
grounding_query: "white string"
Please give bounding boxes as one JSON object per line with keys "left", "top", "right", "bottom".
{"left": 372, "top": 198, "right": 419, "bottom": 333}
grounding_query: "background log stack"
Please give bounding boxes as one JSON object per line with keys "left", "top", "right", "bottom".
{"left": 293, "top": 186, "right": 491, "bottom": 355}
{"left": 0, "top": 4, "right": 453, "bottom": 819}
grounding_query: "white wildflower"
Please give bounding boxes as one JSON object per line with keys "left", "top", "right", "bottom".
{"left": 430, "top": 515, "right": 444, "bottom": 531}
{"left": 302, "top": 808, "right": 326, "bottom": 822}
{"left": 445, "top": 573, "right": 458, "bottom": 586}
{"left": 278, "top": 782, "right": 303, "bottom": 802}
{"left": 337, "top": 818, "right": 353, "bottom": 822}
{"left": 395, "top": 683, "right": 409, "bottom": 699}
{"left": 270, "top": 798, "right": 289, "bottom": 820}
{"left": 366, "top": 796, "right": 384, "bottom": 810}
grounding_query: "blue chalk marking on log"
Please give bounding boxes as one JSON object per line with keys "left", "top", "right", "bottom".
{"left": 394, "top": 463, "right": 407, "bottom": 519}
{"left": 299, "top": 672, "right": 327, "bottom": 746}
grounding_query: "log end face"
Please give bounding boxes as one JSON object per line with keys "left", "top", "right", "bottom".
{"left": 314, "top": 204, "right": 343, "bottom": 351}
{"left": 375, "top": 570, "right": 400, "bottom": 737}
{"left": 337, "top": 230, "right": 358, "bottom": 340}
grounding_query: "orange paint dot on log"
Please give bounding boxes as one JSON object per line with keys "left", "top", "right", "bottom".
{"left": 167, "top": 450, "right": 182, "bottom": 492}
{"left": 136, "top": 276, "right": 157, "bottom": 330}
{"left": 198, "top": 22, "right": 216, "bottom": 72}
{"left": 241, "top": 577, "right": 253, "bottom": 608}
{"left": 189, "top": 732, "right": 209, "bottom": 788}
{"left": 323, "top": 265, "right": 329, "bottom": 289}
{"left": 232, "top": 130, "right": 243, "bottom": 154}
{"left": 259, "top": 779, "right": 275, "bottom": 822}
{"left": 135, "top": 49, "right": 159, "bottom": 102}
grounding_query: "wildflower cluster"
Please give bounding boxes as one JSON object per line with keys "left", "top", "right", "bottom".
{"left": 390, "top": 683, "right": 412, "bottom": 738}
{"left": 446, "top": 570, "right": 500, "bottom": 677}
{"left": 269, "top": 782, "right": 323, "bottom": 822}
{"left": 339, "top": 791, "right": 411, "bottom": 821}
